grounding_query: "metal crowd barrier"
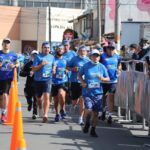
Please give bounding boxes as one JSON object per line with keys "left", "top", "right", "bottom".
{"left": 115, "top": 60, "right": 150, "bottom": 135}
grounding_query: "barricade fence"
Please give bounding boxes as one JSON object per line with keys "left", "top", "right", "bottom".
{"left": 115, "top": 60, "right": 150, "bottom": 131}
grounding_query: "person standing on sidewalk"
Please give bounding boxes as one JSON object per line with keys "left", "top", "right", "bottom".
{"left": 51, "top": 45, "right": 68, "bottom": 122}
{"left": 32, "top": 42, "right": 54, "bottom": 123}
{"left": 78, "top": 50, "right": 109, "bottom": 137}
{"left": 67, "top": 45, "right": 90, "bottom": 125}
{"left": 0, "top": 38, "right": 19, "bottom": 123}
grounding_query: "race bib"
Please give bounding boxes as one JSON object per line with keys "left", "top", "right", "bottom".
{"left": 88, "top": 81, "right": 100, "bottom": 88}
{"left": 56, "top": 73, "right": 65, "bottom": 79}
{"left": 42, "top": 71, "right": 50, "bottom": 78}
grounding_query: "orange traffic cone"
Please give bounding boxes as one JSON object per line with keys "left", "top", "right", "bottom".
{"left": 4, "top": 81, "right": 17, "bottom": 125}
{"left": 10, "top": 101, "right": 24, "bottom": 150}
{"left": 17, "top": 139, "right": 27, "bottom": 150}
{"left": 13, "top": 68, "right": 19, "bottom": 98}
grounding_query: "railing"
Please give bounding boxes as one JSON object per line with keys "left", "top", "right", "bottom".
{"left": 115, "top": 60, "right": 150, "bottom": 135}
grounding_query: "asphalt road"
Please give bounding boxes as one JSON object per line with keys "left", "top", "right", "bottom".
{"left": 0, "top": 77, "right": 150, "bottom": 150}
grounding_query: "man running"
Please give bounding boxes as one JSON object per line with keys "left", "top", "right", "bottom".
{"left": 67, "top": 45, "right": 90, "bottom": 125}
{"left": 101, "top": 41, "right": 121, "bottom": 124}
{"left": 78, "top": 49, "right": 109, "bottom": 137}
{"left": 0, "top": 38, "right": 19, "bottom": 123}
{"left": 51, "top": 45, "right": 68, "bottom": 122}
{"left": 32, "top": 42, "right": 54, "bottom": 123}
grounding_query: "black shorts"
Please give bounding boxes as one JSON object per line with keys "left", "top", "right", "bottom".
{"left": 71, "top": 82, "right": 82, "bottom": 100}
{"left": 0, "top": 79, "right": 12, "bottom": 95}
{"left": 34, "top": 80, "right": 52, "bottom": 98}
{"left": 51, "top": 83, "right": 68, "bottom": 97}
{"left": 102, "top": 83, "right": 117, "bottom": 95}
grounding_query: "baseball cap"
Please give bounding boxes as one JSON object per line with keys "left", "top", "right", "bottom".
{"left": 3, "top": 38, "right": 11, "bottom": 43}
{"left": 78, "top": 45, "right": 87, "bottom": 51}
{"left": 107, "top": 41, "right": 116, "bottom": 50}
{"left": 90, "top": 49, "right": 100, "bottom": 56}
{"left": 42, "top": 41, "right": 50, "bottom": 47}
{"left": 63, "top": 40, "right": 70, "bottom": 45}
{"left": 56, "top": 44, "right": 64, "bottom": 49}
{"left": 31, "top": 50, "right": 39, "bottom": 55}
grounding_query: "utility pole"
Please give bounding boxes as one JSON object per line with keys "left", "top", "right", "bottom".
{"left": 115, "top": 0, "right": 121, "bottom": 50}
{"left": 97, "top": 0, "right": 101, "bottom": 43}
{"left": 48, "top": 0, "right": 51, "bottom": 46}
{"left": 37, "top": 8, "right": 40, "bottom": 50}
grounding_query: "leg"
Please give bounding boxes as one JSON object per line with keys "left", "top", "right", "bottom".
{"left": 54, "top": 95, "right": 60, "bottom": 122}
{"left": 24, "top": 87, "right": 32, "bottom": 111}
{"left": 58, "top": 88, "right": 67, "bottom": 119}
{"left": 54, "top": 96, "right": 59, "bottom": 115}
{"left": 90, "top": 111, "right": 98, "bottom": 137}
{"left": 78, "top": 96, "right": 85, "bottom": 125}
{"left": 43, "top": 92, "right": 50, "bottom": 118}
{"left": 83, "top": 108, "right": 92, "bottom": 133}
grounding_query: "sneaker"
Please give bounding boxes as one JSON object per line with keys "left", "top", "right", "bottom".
{"left": 60, "top": 109, "right": 66, "bottom": 119}
{"left": 55, "top": 114, "right": 60, "bottom": 122}
{"left": 78, "top": 118, "right": 84, "bottom": 126}
{"left": 90, "top": 127, "right": 98, "bottom": 137}
{"left": 42, "top": 116, "right": 48, "bottom": 123}
{"left": 107, "top": 116, "right": 112, "bottom": 124}
{"left": 83, "top": 122, "right": 90, "bottom": 133}
{"left": 32, "top": 114, "right": 37, "bottom": 120}
{"left": 1, "top": 113, "right": 7, "bottom": 123}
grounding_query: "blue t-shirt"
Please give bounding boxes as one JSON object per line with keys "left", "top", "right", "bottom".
{"left": 33, "top": 53, "right": 54, "bottom": 81}
{"left": 79, "top": 61, "right": 109, "bottom": 97}
{"left": 0, "top": 50, "right": 18, "bottom": 80}
{"left": 63, "top": 50, "right": 77, "bottom": 78}
{"left": 67, "top": 55, "right": 90, "bottom": 83}
{"left": 52, "top": 56, "right": 68, "bottom": 84}
{"left": 63, "top": 50, "right": 77, "bottom": 63}
{"left": 101, "top": 53, "right": 121, "bottom": 83}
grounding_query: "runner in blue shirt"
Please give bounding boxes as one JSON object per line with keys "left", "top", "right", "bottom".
{"left": 63, "top": 40, "right": 77, "bottom": 104}
{"left": 32, "top": 42, "right": 54, "bottom": 123}
{"left": 100, "top": 41, "right": 121, "bottom": 124}
{"left": 78, "top": 49, "right": 109, "bottom": 137}
{"left": 63, "top": 40, "right": 77, "bottom": 63}
{"left": 67, "top": 45, "right": 90, "bottom": 125}
{"left": 0, "top": 38, "right": 19, "bottom": 123}
{"left": 51, "top": 45, "right": 68, "bottom": 122}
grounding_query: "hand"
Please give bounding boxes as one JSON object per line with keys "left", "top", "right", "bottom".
{"left": 0, "top": 62, "right": 2, "bottom": 68}
{"left": 81, "top": 81, "right": 87, "bottom": 88}
{"left": 30, "top": 71, "right": 34, "bottom": 77}
{"left": 9, "top": 63, "right": 16, "bottom": 69}
{"left": 41, "top": 60, "right": 49, "bottom": 66}
{"left": 98, "top": 76, "right": 105, "bottom": 82}
{"left": 72, "top": 67, "right": 78, "bottom": 72}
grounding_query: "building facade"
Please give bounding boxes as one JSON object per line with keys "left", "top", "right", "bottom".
{"left": 0, "top": 6, "right": 83, "bottom": 52}
{"left": 0, "top": 0, "right": 97, "bottom": 9}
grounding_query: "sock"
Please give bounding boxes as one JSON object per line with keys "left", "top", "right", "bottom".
{"left": 1, "top": 109, "right": 7, "bottom": 114}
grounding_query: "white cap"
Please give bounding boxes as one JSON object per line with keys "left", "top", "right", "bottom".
{"left": 3, "top": 38, "right": 11, "bottom": 43}
{"left": 90, "top": 49, "right": 100, "bottom": 56}
{"left": 31, "top": 50, "right": 39, "bottom": 55}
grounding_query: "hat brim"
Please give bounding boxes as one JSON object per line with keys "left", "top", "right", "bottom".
{"left": 3, "top": 40, "right": 11, "bottom": 43}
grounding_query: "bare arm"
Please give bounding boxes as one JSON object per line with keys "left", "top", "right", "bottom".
{"left": 32, "top": 60, "right": 48, "bottom": 71}
{"left": 78, "top": 74, "right": 87, "bottom": 88}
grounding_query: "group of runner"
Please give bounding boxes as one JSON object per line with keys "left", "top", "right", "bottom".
{"left": 0, "top": 38, "right": 121, "bottom": 137}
